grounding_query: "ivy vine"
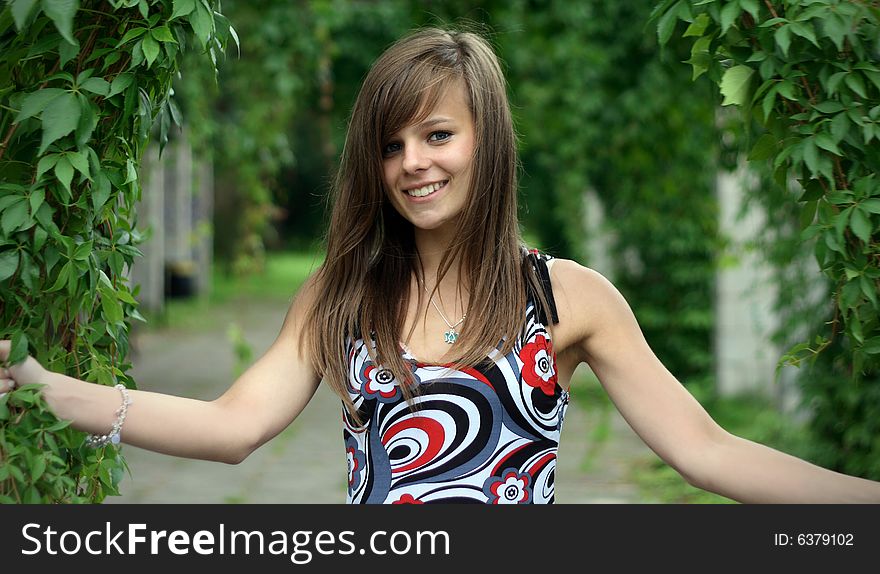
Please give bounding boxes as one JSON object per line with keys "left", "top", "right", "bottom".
{"left": 0, "top": 0, "right": 233, "bottom": 502}
{"left": 657, "top": 0, "right": 880, "bottom": 477}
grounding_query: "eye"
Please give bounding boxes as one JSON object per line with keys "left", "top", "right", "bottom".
{"left": 429, "top": 131, "right": 452, "bottom": 143}
{"left": 382, "top": 141, "right": 402, "bottom": 157}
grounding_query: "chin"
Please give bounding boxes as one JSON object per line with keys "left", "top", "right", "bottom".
{"left": 411, "top": 219, "right": 446, "bottom": 231}
{"left": 406, "top": 212, "right": 461, "bottom": 232}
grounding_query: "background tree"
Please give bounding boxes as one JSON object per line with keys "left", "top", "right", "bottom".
{"left": 0, "top": 0, "right": 233, "bottom": 502}
{"left": 497, "top": 0, "right": 721, "bottom": 394}
{"left": 657, "top": 0, "right": 880, "bottom": 478}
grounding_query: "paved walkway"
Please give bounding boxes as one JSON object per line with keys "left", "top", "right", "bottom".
{"left": 107, "top": 296, "right": 657, "bottom": 504}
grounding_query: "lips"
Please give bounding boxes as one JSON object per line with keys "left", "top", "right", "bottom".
{"left": 404, "top": 180, "right": 448, "bottom": 198}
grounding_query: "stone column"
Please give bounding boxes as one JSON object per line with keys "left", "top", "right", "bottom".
{"left": 131, "top": 145, "right": 165, "bottom": 315}
{"left": 581, "top": 188, "right": 615, "bottom": 281}
{"left": 193, "top": 158, "right": 213, "bottom": 297}
{"left": 715, "top": 163, "right": 781, "bottom": 398}
{"left": 161, "top": 129, "right": 198, "bottom": 297}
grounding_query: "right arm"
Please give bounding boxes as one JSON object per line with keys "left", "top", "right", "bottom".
{"left": 0, "top": 276, "right": 322, "bottom": 465}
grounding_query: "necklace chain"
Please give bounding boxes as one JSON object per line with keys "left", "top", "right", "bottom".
{"left": 424, "top": 282, "right": 466, "bottom": 344}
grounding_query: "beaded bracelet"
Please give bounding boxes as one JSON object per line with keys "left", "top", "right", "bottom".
{"left": 85, "top": 384, "right": 132, "bottom": 448}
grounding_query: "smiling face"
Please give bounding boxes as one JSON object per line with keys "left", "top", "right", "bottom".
{"left": 381, "top": 81, "right": 475, "bottom": 233}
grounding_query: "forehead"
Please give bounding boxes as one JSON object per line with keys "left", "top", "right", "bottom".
{"left": 393, "top": 80, "right": 472, "bottom": 133}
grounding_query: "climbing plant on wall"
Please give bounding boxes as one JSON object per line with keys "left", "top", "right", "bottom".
{"left": 657, "top": 0, "right": 880, "bottom": 477}
{"left": 0, "top": 0, "right": 233, "bottom": 502}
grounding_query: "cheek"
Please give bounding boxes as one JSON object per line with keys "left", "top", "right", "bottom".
{"left": 381, "top": 161, "right": 395, "bottom": 189}
{"left": 450, "top": 144, "right": 475, "bottom": 181}
{"left": 382, "top": 184, "right": 406, "bottom": 218}
{"left": 381, "top": 165, "right": 403, "bottom": 208}
{"left": 451, "top": 159, "right": 474, "bottom": 193}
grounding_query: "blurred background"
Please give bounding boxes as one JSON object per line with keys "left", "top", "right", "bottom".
{"left": 114, "top": 0, "right": 868, "bottom": 503}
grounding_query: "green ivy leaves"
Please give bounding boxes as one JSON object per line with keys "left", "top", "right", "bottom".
{"left": 658, "top": 0, "right": 880, "bottom": 478}
{"left": 659, "top": 0, "right": 880, "bottom": 368}
{"left": 15, "top": 71, "right": 114, "bottom": 155}
{"left": 169, "top": 0, "right": 215, "bottom": 48}
{"left": 11, "top": 0, "right": 80, "bottom": 47}
{"left": 42, "top": 0, "right": 79, "bottom": 45}
{"left": 720, "top": 65, "right": 754, "bottom": 106}
{"left": 0, "top": 0, "right": 231, "bottom": 503}
{"left": 38, "top": 92, "right": 79, "bottom": 154}
{"left": 0, "top": 250, "right": 19, "bottom": 282}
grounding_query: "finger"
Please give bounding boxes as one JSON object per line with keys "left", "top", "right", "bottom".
{"left": 0, "top": 339, "right": 9, "bottom": 360}
{"left": 0, "top": 378, "right": 15, "bottom": 393}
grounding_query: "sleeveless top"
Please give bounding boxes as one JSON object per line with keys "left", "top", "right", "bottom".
{"left": 341, "top": 251, "right": 568, "bottom": 504}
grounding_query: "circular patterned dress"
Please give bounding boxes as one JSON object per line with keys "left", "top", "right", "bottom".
{"left": 342, "top": 253, "right": 569, "bottom": 504}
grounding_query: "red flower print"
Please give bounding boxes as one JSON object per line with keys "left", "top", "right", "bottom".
{"left": 520, "top": 334, "right": 557, "bottom": 395}
{"left": 392, "top": 493, "right": 424, "bottom": 504}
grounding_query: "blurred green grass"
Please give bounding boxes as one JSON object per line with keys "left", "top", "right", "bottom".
{"left": 141, "top": 250, "right": 323, "bottom": 331}
{"left": 211, "top": 251, "right": 324, "bottom": 302}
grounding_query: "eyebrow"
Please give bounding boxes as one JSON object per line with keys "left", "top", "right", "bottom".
{"left": 416, "top": 116, "right": 454, "bottom": 128}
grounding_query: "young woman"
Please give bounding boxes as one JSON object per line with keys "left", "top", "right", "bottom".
{"left": 1, "top": 28, "right": 879, "bottom": 504}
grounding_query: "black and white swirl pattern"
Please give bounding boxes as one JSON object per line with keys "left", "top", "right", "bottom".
{"left": 343, "top": 253, "right": 569, "bottom": 504}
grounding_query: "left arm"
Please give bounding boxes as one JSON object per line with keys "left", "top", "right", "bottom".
{"left": 551, "top": 259, "right": 880, "bottom": 503}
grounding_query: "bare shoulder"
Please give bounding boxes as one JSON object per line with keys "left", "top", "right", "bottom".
{"left": 546, "top": 258, "right": 634, "bottom": 354}
{"left": 547, "top": 257, "right": 613, "bottom": 291}
{"left": 548, "top": 258, "right": 623, "bottom": 318}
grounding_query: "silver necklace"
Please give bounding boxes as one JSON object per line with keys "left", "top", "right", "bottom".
{"left": 424, "top": 282, "right": 466, "bottom": 344}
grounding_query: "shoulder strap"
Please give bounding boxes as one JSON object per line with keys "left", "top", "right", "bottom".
{"left": 527, "top": 249, "right": 559, "bottom": 325}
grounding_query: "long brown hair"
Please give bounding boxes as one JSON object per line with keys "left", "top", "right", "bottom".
{"left": 304, "top": 27, "right": 549, "bottom": 422}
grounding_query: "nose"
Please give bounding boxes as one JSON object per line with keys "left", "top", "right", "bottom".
{"left": 401, "top": 143, "right": 430, "bottom": 174}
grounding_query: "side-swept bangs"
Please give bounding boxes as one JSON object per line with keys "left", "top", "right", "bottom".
{"left": 366, "top": 50, "right": 470, "bottom": 160}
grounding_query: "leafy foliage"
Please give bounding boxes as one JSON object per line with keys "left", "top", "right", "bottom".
{"left": 177, "top": 0, "right": 414, "bottom": 273}
{"left": 496, "top": 0, "right": 721, "bottom": 391}
{"left": 658, "top": 0, "right": 880, "bottom": 478}
{"left": 0, "top": 0, "right": 232, "bottom": 502}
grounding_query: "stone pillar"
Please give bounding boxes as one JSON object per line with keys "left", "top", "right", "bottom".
{"left": 715, "top": 163, "right": 781, "bottom": 398}
{"left": 131, "top": 129, "right": 213, "bottom": 307}
{"left": 582, "top": 188, "right": 615, "bottom": 281}
{"left": 164, "top": 133, "right": 193, "bottom": 257}
{"left": 162, "top": 129, "right": 198, "bottom": 298}
{"left": 131, "top": 145, "right": 165, "bottom": 315}
{"left": 193, "top": 158, "right": 213, "bottom": 297}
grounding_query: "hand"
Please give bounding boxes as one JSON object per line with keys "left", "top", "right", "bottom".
{"left": 0, "top": 340, "right": 49, "bottom": 396}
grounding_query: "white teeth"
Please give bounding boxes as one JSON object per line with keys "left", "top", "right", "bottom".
{"left": 406, "top": 181, "right": 444, "bottom": 197}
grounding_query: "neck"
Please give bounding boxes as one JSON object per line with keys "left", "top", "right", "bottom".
{"left": 412, "top": 224, "right": 469, "bottom": 320}
{"left": 414, "top": 223, "right": 461, "bottom": 285}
